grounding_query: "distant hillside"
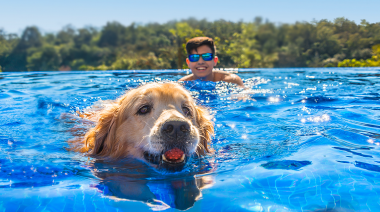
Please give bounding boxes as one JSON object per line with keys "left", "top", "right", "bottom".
{"left": 1, "top": 17, "right": 379, "bottom": 71}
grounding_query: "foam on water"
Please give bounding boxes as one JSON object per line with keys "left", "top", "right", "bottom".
{"left": 1, "top": 68, "right": 380, "bottom": 211}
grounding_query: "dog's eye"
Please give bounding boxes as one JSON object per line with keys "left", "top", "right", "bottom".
{"left": 182, "top": 107, "right": 192, "bottom": 117}
{"left": 138, "top": 105, "right": 151, "bottom": 115}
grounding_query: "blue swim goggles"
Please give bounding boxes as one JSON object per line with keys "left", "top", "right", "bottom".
{"left": 188, "top": 53, "right": 214, "bottom": 62}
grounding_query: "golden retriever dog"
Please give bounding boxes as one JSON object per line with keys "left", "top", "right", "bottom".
{"left": 71, "top": 82, "right": 214, "bottom": 171}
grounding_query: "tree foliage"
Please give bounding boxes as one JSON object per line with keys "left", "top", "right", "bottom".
{"left": 338, "top": 44, "right": 380, "bottom": 67}
{"left": 1, "top": 17, "right": 380, "bottom": 71}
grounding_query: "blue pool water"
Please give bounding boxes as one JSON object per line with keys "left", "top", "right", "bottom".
{"left": 1, "top": 68, "right": 380, "bottom": 211}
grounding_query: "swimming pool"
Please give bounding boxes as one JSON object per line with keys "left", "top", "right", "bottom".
{"left": 1, "top": 68, "right": 380, "bottom": 211}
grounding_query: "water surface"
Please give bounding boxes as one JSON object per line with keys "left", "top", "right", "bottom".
{"left": 1, "top": 68, "right": 380, "bottom": 211}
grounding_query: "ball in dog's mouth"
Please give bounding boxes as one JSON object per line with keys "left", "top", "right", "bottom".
{"left": 162, "top": 148, "right": 186, "bottom": 164}
{"left": 143, "top": 148, "right": 187, "bottom": 168}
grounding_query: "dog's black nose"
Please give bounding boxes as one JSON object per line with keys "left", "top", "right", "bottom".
{"left": 162, "top": 120, "right": 190, "bottom": 139}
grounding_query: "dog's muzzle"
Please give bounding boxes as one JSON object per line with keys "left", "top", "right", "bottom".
{"left": 143, "top": 119, "right": 193, "bottom": 171}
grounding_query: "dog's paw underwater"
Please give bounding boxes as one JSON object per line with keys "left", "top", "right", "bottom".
{"left": 70, "top": 82, "right": 214, "bottom": 172}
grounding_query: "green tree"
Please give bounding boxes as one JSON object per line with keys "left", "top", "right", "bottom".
{"left": 56, "top": 26, "right": 75, "bottom": 45}
{"left": 4, "top": 26, "right": 42, "bottom": 71}
{"left": 1, "top": 18, "right": 380, "bottom": 71}
{"left": 227, "top": 23, "right": 261, "bottom": 68}
{"left": 169, "top": 22, "right": 204, "bottom": 69}
{"left": 98, "top": 22, "right": 126, "bottom": 47}
{"left": 338, "top": 44, "right": 380, "bottom": 67}
{"left": 26, "top": 45, "right": 61, "bottom": 71}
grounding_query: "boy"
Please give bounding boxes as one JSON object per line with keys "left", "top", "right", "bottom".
{"left": 178, "top": 37, "right": 245, "bottom": 87}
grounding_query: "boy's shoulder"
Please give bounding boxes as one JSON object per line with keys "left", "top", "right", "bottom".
{"left": 178, "top": 74, "right": 195, "bottom": 81}
{"left": 213, "top": 70, "right": 235, "bottom": 79}
{"left": 178, "top": 70, "right": 244, "bottom": 87}
{"left": 213, "top": 70, "right": 244, "bottom": 87}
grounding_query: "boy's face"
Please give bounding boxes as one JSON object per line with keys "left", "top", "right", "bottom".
{"left": 186, "top": 45, "right": 218, "bottom": 80}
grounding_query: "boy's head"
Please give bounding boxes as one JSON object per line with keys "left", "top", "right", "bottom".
{"left": 186, "top": 37, "right": 218, "bottom": 80}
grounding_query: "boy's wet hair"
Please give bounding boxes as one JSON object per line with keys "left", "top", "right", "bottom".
{"left": 186, "top": 37, "right": 216, "bottom": 56}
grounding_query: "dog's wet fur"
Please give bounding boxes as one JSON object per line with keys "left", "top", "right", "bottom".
{"left": 70, "top": 82, "right": 214, "bottom": 171}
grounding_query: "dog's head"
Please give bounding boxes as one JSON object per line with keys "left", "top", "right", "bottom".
{"left": 83, "top": 82, "right": 213, "bottom": 171}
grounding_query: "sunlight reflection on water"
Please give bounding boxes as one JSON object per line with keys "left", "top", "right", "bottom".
{"left": 0, "top": 68, "right": 380, "bottom": 211}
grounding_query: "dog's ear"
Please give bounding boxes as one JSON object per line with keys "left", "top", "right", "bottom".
{"left": 195, "top": 105, "right": 214, "bottom": 155}
{"left": 84, "top": 103, "right": 120, "bottom": 157}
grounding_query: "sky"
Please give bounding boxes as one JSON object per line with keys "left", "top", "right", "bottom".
{"left": 1, "top": 0, "right": 379, "bottom": 34}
